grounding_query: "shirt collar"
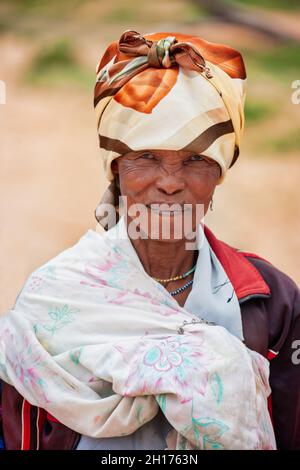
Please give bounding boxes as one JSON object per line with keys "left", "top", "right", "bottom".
{"left": 203, "top": 224, "right": 271, "bottom": 300}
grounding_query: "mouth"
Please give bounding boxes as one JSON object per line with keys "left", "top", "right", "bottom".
{"left": 146, "top": 203, "right": 189, "bottom": 216}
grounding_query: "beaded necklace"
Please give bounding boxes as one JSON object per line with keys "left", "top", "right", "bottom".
{"left": 152, "top": 264, "right": 196, "bottom": 283}
{"left": 153, "top": 264, "right": 196, "bottom": 296}
{"left": 169, "top": 278, "right": 194, "bottom": 296}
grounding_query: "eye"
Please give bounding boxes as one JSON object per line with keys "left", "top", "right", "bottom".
{"left": 189, "top": 155, "right": 204, "bottom": 161}
{"left": 184, "top": 155, "right": 205, "bottom": 163}
{"left": 139, "top": 152, "right": 155, "bottom": 160}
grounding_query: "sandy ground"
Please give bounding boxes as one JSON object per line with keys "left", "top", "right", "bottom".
{"left": 1, "top": 29, "right": 299, "bottom": 315}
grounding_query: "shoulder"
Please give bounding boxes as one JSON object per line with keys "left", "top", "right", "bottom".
{"left": 238, "top": 250, "right": 300, "bottom": 355}
{"left": 238, "top": 250, "right": 300, "bottom": 341}
{"left": 206, "top": 225, "right": 299, "bottom": 306}
{"left": 11, "top": 230, "right": 100, "bottom": 309}
{"left": 239, "top": 250, "right": 299, "bottom": 301}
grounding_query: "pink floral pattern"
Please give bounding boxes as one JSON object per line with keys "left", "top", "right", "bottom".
{"left": 80, "top": 250, "right": 130, "bottom": 289}
{"left": 0, "top": 224, "right": 277, "bottom": 449}
{"left": 24, "top": 265, "right": 56, "bottom": 294}
{"left": 119, "top": 334, "right": 214, "bottom": 403}
{"left": 0, "top": 328, "right": 50, "bottom": 404}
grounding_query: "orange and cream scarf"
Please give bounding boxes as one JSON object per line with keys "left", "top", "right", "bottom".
{"left": 93, "top": 30, "right": 247, "bottom": 229}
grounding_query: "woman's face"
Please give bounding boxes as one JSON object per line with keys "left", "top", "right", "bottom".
{"left": 111, "top": 149, "right": 221, "bottom": 242}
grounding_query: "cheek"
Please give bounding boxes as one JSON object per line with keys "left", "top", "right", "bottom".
{"left": 118, "top": 163, "right": 219, "bottom": 203}
{"left": 189, "top": 169, "right": 218, "bottom": 197}
{"left": 119, "top": 167, "right": 154, "bottom": 198}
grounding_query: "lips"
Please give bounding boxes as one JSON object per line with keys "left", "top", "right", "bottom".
{"left": 146, "top": 202, "right": 189, "bottom": 215}
{"left": 146, "top": 202, "right": 185, "bottom": 209}
{"left": 149, "top": 209, "right": 182, "bottom": 215}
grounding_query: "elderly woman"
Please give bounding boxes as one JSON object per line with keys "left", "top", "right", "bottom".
{"left": 0, "top": 30, "right": 299, "bottom": 451}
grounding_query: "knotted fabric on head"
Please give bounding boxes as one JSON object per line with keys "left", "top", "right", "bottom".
{"left": 94, "top": 30, "right": 247, "bottom": 229}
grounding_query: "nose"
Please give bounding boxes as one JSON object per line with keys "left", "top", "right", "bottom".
{"left": 156, "top": 168, "right": 185, "bottom": 194}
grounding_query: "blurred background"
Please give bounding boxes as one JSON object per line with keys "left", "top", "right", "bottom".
{"left": 0, "top": 0, "right": 299, "bottom": 314}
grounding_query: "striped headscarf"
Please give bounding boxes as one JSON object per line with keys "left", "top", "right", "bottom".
{"left": 94, "top": 29, "right": 247, "bottom": 228}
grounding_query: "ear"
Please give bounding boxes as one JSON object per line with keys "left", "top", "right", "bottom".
{"left": 111, "top": 159, "right": 119, "bottom": 176}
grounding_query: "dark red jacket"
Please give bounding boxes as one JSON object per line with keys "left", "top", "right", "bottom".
{"left": 1, "top": 225, "right": 300, "bottom": 450}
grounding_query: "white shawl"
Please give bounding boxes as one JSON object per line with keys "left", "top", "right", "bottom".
{"left": 0, "top": 217, "right": 276, "bottom": 449}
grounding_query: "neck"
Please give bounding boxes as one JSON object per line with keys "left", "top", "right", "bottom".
{"left": 125, "top": 218, "right": 198, "bottom": 280}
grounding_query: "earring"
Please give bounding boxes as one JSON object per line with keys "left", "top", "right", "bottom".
{"left": 210, "top": 196, "right": 214, "bottom": 211}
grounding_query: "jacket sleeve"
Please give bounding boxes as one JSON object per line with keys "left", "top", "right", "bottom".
{"left": 260, "top": 262, "right": 300, "bottom": 450}
{"left": 246, "top": 256, "right": 300, "bottom": 449}
{"left": 269, "top": 281, "right": 300, "bottom": 450}
{"left": 0, "top": 380, "right": 5, "bottom": 450}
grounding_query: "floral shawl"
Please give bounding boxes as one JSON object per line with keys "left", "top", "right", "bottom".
{"left": 0, "top": 217, "right": 276, "bottom": 449}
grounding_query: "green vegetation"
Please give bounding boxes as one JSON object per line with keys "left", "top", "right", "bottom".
{"left": 248, "top": 45, "right": 300, "bottom": 80}
{"left": 233, "top": 0, "right": 300, "bottom": 11}
{"left": 0, "top": 0, "right": 206, "bottom": 32}
{"left": 241, "top": 44, "right": 300, "bottom": 88}
{"left": 245, "top": 100, "right": 275, "bottom": 123}
{"left": 101, "top": 1, "right": 206, "bottom": 24}
{"left": 1, "top": 0, "right": 85, "bottom": 15}
{"left": 24, "top": 39, "right": 93, "bottom": 89}
{"left": 265, "top": 130, "right": 300, "bottom": 153}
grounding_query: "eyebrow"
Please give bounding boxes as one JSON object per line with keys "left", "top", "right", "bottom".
{"left": 125, "top": 150, "right": 218, "bottom": 165}
{"left": 133, "top": 150, "right": 205, "bottom": 158}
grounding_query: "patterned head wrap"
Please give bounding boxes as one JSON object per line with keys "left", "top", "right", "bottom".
{"left": 94, "top": 29, "right": 247, "bottom": 228}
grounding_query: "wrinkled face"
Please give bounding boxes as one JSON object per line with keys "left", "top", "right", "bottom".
{"left": 111, "top": 149, "right": 221, "bottom": 243}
